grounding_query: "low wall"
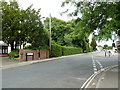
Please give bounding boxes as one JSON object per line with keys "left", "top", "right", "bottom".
{"left": 0, "top": 54, "right": 9, "bottom": 57}
{"left": 19, "top": 49, "right": 49, "bottom": 61}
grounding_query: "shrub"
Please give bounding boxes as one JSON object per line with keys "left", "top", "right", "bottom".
{"left": 103, "top": 44, "right": 108, "bottom": 49}
{"left": 108, "top": 46, "right": 113, "bottom": 49}
{"left": 85, "top": 43, "right": 91, "bottom": 52}
{"left": 24, "top": 45, "right": 49, "bottom": 50}
{"left": 9, "top": 50, "right": 19, "bottom": 59}
{"left": 90, "top": 46, "right": 94, "bottom": 52}
{"left": 24, "top": 45, "right": 35, "bottom": 49}
{"left": 51, "top": 41, "right": 62, "bottom": 57}
{"left": 62, "top": 46, "right": 83, "bottom": 56}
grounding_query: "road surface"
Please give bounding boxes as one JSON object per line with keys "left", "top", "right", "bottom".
{"left": 2, "top": 51, "right": 118, "bottom": 88}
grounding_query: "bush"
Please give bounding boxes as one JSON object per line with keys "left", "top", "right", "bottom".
{"left": 51, "top": 41, "right": 83, "bottom": 57}
{"left": 62, "top": 46, "right": 83, "bottom": 56}
{"left": 9, "top": 50, "right": 19, "bottom": 59}
{"left": 108, "top": 46, "right": 113, "bottom": 49}
{"left": 24, "top": 45, "right": 49, "bottom": 50}
{"left": 90, "top": 46, "right": 94, "bottom": 52}
{"left": 103, "top": 44, "right": 108, "bottom": 49}
{"left": 51, "top": 41, "right": 62, "bottom": 57}
{"left": 86, "top": 43, "right": 91, "bottom": 52}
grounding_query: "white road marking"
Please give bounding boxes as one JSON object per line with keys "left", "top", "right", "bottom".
{"left": 92, "top": 56, "right": 98, "bottom": 74}
{"left": 94, "top": 68, "right": 97, "bottom": 71}
{"left": 96, "top": 60, "right": 104, "bottom": 71}
{"left": 92, "top": 55, "right": 105, "bottom": 73}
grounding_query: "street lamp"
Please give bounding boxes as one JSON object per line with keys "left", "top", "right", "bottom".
{"left": 18, "top": 30, "right": 21, "bottom": 49}
{"left": 49, "top": 14, "right": 52, "bottom": 55}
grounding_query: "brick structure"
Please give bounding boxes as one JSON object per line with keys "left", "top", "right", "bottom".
{"left": 19, "top": 49, "right": 49, "bottom": 61}
{"left": 0, "top": 41, "right": 9, "bottom": 57}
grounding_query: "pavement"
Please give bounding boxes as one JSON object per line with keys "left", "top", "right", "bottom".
{"left": 0, "top": 57, "right": 22, "bottom": 66}
{"left": 81, "top": 65, "right": 119, "bottom": 89}
{"left": 1, "top": 51, "right": 119, "bottom": 88}
{"left": 0, "top": 53, "right": 85, "bottom": 70}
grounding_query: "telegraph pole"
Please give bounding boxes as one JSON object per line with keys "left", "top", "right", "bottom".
{"left": 49, "top": 13, "right": 51, "bottom": 56}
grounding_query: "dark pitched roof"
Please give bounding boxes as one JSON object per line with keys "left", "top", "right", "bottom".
{"left": 0, "top": 41, "right": 8, "bottom": 46}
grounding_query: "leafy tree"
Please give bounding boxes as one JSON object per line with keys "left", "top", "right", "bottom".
{"left": 44, "top": 17, "right": 74, "bottom": 46}
{"left": 44, "top": 17, "right": 91, "bottom": 52}
{"left": 23, "top": 5, "right": 49, "bottom": 48}
{"left": 62, "top": 1, "right": 120, "bottom": 40}
{"left": 90, "top": 38, "right": 97, "bottom": 51}
{"left": 103, "top": 44, "right": 108, "bottom": 49}
{"left": 1, "top": 0, "right": 49, "bottom": 50}
{"left": 1, "top": 1, "right": 21, "bottom": 50}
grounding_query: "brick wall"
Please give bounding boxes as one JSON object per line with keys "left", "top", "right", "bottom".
{"left": 0, "top": 54, "right": 9, "bottom": 57}
{"left": 19, "top": 49, "right": 49, "bottom": 61}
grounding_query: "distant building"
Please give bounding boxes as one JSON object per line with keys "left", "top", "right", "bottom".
{"left": 116, "top": 37, "right": 120, "bottom": 51}
{"left": 96, "top": 45, "right": 103, "bottom": 51}
{"left": 0, "top": 41, "right": 9, "bottom": 57}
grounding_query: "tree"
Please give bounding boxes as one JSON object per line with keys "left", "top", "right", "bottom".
{"left": 103, "top": 44, "right": 108, "bottom": 49}
{"left": 1, "top": 0, "right": 49, "bottom": 50}
{"left": 1, "top": 1, "right": 21, "bottom": 50}
{"left": 90, "top": 38, "right": 97, "bottom": 51}
{"left": 23, "top": 5, "right": 49, "bottom": 48}
{"left": 44, "top": 17, "right": 74, "bottom": 46}
{"left": 62, "top": 0, "right": 120, "bottom": 40}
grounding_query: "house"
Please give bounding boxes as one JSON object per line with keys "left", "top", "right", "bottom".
{"left": 0, "top": 41, "right": 8, "bottom": 57}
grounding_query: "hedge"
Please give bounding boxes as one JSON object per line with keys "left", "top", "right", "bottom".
{"left": 51, "top": 42, "right": 62, "bottom": 57}
{"left": 51, "top": 41, "right": 83, "bottom": 57}
{"left": 24, "top": 45, "right": 49, "bottom": 50}
{"left": 62, "top": 46, "right": 83, "bottom": 56}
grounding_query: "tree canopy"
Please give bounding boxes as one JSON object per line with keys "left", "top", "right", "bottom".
{"left": 1, "top": 0, "right": 49, "bottom": 50}
{"left": 44, "top": 17, "right": 75, "bottom": 46}
{"left": 62, "top": 0, "right": 120, "bottom": 40}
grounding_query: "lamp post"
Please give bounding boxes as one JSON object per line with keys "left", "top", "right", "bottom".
{"left": 18, "top": 30, "right": 21, "bottom": 62}
{"left": 18, "top": 30, "right": 21, "bottom": 49}
{"left": 49, "top": 14, "right": 52, "bottom": 55}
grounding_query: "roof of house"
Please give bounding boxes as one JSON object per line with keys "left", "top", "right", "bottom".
{"left": 0, "top": 41, "right": 8, "bottom": 46}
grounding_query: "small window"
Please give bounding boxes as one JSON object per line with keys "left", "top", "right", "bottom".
{"left": 5, "top": 49, "right": 8, "bottom": 53}
{"left": 2, "top": 49, "right": 5, "bottom": 54}
{"left": 0, "top": 49, "right": 2, "bottom": 54}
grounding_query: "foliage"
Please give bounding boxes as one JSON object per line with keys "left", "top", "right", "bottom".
{"left": 51, "top": 41, "right": 62, "bottom": 57}
{"left": 51, "top": 41, "right": 83, "bottom": 57}
{"left": 89, "top": 46, "right": 94, "bottom": 52}
{"left": 23, "top": 45, "right": 49, "bottom": 50}
{"left": 90, "top": 38, "right": 97, "bottom": 51}
{"left": 62, "top": 1, "right": 120, "bottom": 40}
{"left": 44, "top": 17, "right": 75, "bottom": 46}
{"left": 103, "top": 44, "right": 108, "bottom": 49}
{"left": 1, "top": 0, "right": 49, "bottom": 50}
{"left": 44, "top": 17, "right": 91, "bottom": 52}
{"left": 108, "top": 46, "right": 113, "bottom": 49}
{"left": 71, "top": 20, "right": 91, "bottom": 52}
{"left": 62, "top": 46, "right": 83, "bottom": 56}
{"left": 9, "top": 50, "right": 19, "bottom": 59}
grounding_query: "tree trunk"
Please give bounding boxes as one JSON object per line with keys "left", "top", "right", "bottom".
{"left": 15, "top": 41, "right": 18, "bottom": 50}
{"left": 20, "top": 44, "right": 21, "bottom": 49}
{"left": 10, "top": 42, "right": 14, "bottom": 51}
{"left": 23, "top": 43, "right": 26, "bottom": 48}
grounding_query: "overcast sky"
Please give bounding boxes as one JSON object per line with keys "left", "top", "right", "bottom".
{"left": 17, "top": 0, "right": 74, "bottom": 21}
{"left": 16, "top": 0, "right": 115, "bottom": 46}
{"left": 5, "top": 0, "right": 116, "bottom": 46}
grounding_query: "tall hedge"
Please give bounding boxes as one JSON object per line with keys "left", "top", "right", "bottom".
{"left": 51, "top": 42, "right": 62, "bottom": 57}
{"left": 51, "top": 42, "right": 83, "bottom": 57}
{"left": 62, "top": 46, "right": 83, "bottom": 56}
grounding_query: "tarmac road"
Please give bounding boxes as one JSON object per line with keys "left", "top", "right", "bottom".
{"left": 2, "top": 51, "right": 118, "bottom": 88}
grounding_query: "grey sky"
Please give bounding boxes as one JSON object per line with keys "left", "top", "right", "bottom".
{"left": 17, "top": 0, "right": 74, "bottom": 21}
